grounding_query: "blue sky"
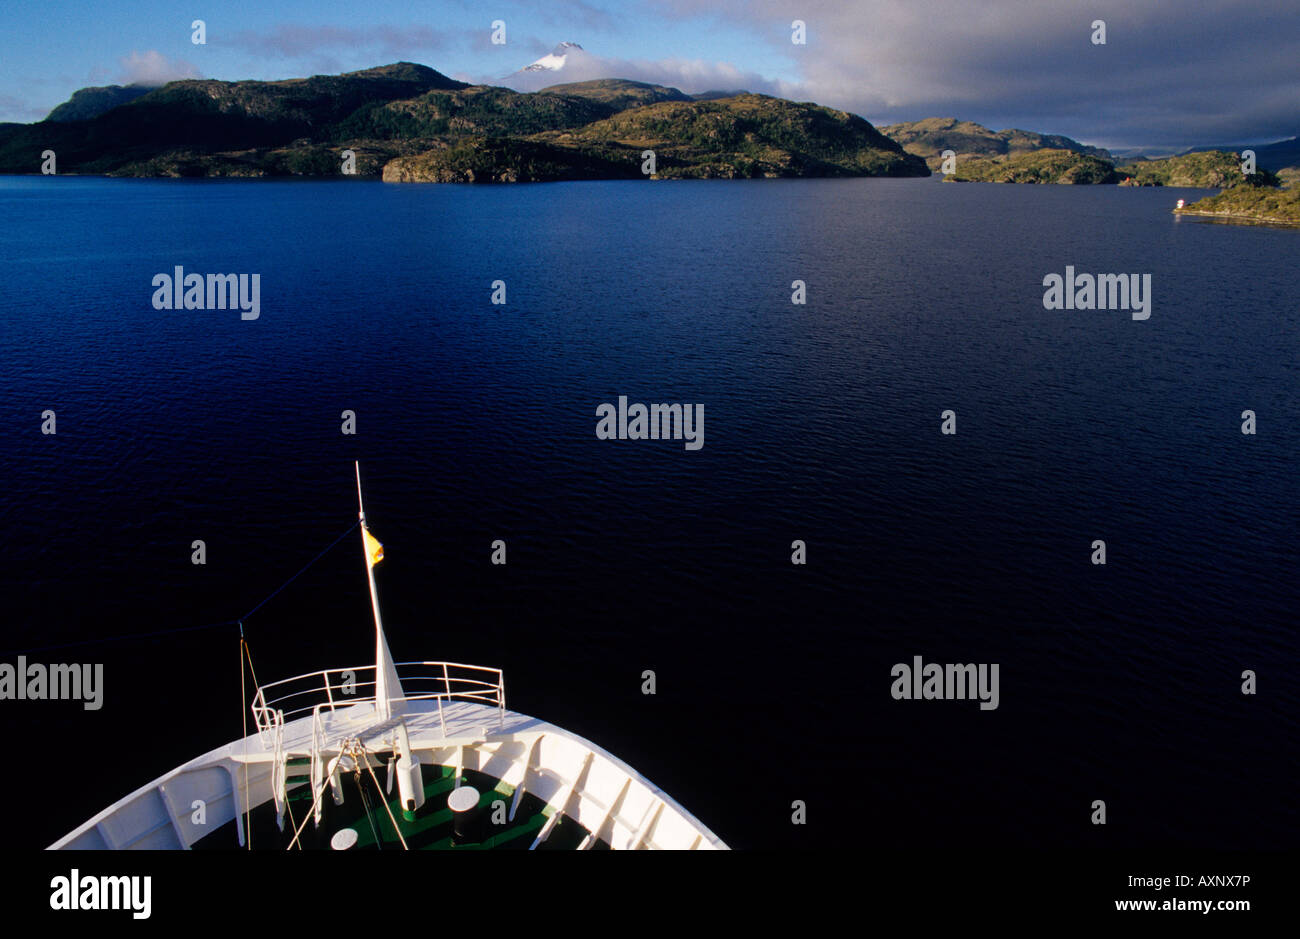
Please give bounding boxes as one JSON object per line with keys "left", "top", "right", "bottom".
{"left": 1, "top": 0, "right": 1296, "bottom": 151}
{"left": 0, "top": 1, "right": 802, "bottom": 108}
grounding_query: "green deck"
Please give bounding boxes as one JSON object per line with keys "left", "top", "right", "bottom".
{"left": 195, "top": 763, "right": 607, "bottom": 850}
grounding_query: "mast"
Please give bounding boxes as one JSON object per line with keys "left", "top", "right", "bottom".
{"left": 355, "top": 461, "right": 405, "bottom": 719}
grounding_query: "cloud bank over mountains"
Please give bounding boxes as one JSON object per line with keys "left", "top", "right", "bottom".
{"left": 647, "top": 0, "right": 1300, "bottom": 149}
{"left": 117, "top": 50, "right": 201, "bottom": 86}
{"left": 495, "top": 41, "right": 795, "bottom": 99}
{"left": 11, "top": 0, "right": 1296, "bottom": 151}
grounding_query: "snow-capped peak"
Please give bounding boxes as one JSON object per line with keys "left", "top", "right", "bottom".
{"left": 522, "top": 42, "right": 584, "bottom": 73}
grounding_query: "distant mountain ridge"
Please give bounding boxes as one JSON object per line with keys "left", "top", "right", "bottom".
{"left": 1181, "top": 135, "right": 1300, "bottom": 173}
{"left": 1116, "top": 151, "right": 1279, "bottom": 188}
{"left": 881, "top": 117, "right": 1111, "bottom": 170}
{"left": 384, "top": 92, "right": 926, "bottom": 182}
{"left": 945, "top": 149, "right": 1119, "bottom": 184}
{"left": 940, "top": 147, "right": 1280, "bottom": 189}
{"left": 0, "top": 63, "right": 927, "bottom": 181}
{"left": 44, "top": 84, "right": 155, "bottom": 122}
{"left": 536, "top": 78, "right": 691, "bottom": 111}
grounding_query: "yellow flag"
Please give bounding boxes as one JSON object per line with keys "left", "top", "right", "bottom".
{"left": 363, "top": 527, "right": 384, "bottom": 567}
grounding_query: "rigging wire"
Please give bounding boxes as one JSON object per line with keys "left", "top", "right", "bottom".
{"left": 240, "top": 634, "right": 251, "bottom": 851}
{"left": 3, "top": 519, "right": 360, "bottom": 657}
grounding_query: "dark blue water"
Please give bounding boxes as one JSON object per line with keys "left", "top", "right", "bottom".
{"left": 1, "top": 176, "right": 1296, "bottom": 849}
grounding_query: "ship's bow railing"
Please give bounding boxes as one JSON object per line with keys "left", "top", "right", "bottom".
{"left": 250, "top": 661, "right": 506, "bottom": 749}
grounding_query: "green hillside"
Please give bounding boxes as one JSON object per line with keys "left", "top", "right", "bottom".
{"left": 44, "top": 84, "right": 154, "bottom": 122}
{"left": 945, "top": 149, "right": 1119, "bottom": 184}
{"left": 881, "top": 117, "right": 1111, "bottom": 171}
{"left": 0, "top": 64, "right": 926, "bottom": 182}
{"left": 523, "top": 94, "right": 928, "bottom": 179}
{"left": 537, "top": 78, "right": 692, "bottom": 111}
{"left": 1116, "top": 150, "right": 1278, "bottom": 188}
{"left": 1173, "top": 186, "right": 1300, "bottom": 225}
{"left": 0, "top": 63, "right": 464, "bottom": 175}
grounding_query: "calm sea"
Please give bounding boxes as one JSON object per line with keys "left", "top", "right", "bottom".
{"left": 1, "top": 175, "right": 1296, "bottom": 849}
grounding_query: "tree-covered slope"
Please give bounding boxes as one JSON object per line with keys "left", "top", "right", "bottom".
{"left": 881, "top": 117, "right": 1111, "bottom": 171}
{"left": 1173, "top": 185, "right": 1300, "bottom": 225}
{"left": 0, "top": 63, "right": 465, "bottom": 175}
{"left": 520, "top": 93, "right": 929, "bottom": 179}
{"left": 945, "top": 149, "right": 1119, "bottom": 184}
{"left": 537, "top": 78, "right": 692, "bottom": 111}
{"left": 0, "top": 64, "right": 926, "bottom": 182}
{"left": 1116, "top": 150, "right": 1278, "bottom": 188}
{"left": 44, "top": 84, "right": 155, "bottom": 122}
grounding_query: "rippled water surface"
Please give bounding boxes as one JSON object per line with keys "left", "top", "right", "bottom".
{"left": 1, "top": 175, "right": 1296, "bottom": 848}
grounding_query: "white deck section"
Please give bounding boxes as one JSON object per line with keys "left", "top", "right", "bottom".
{"left": 49, "top": 662, "right": 727, "bottom": 851}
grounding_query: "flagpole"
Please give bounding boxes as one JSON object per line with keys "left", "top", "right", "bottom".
{"left": 355, "top": 460, "right": 367, "bottom": 526}
{"left": 355, "top": 461, "right": 401, "bottom": 719}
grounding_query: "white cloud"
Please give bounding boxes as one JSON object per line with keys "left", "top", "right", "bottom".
{"left": 118, "top": 50, "right": 201, "bottom": 86}
{"left": 489, "top": 45, "right": 796, "bottom": 98}
{"left": 646, "top": 0, "right": 1300, "bottom": 148}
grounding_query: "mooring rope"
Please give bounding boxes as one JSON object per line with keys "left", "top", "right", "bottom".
{"left": 285, "top": 757, "right": 332, "bottom": 851}
{"left": 358, "top": 741, "right": 410, "bottom": 851}
{"left": 355, "top": 767, "right": 384, "bottom": 850}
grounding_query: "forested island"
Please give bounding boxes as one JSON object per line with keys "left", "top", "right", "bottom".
{"left": 0, "top": 63, "right": 926, "bottom": 181}
{"left": 6, "top": 63, "right": 1295, "bottom": 226}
